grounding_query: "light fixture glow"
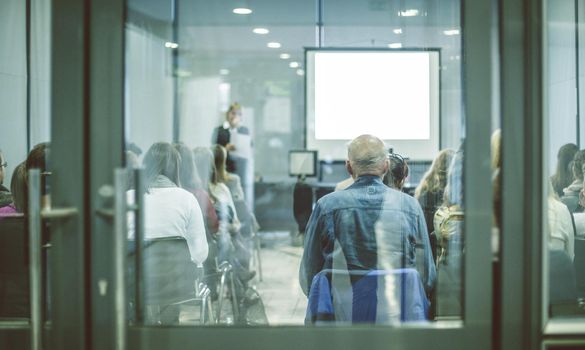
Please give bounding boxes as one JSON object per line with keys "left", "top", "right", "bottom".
{"left": 393, "top": 28, "right": 403, "bottom": 34}
{"left": 267, "top": 42, "right": 281, "bottom": 48}
{"left": 399, "top": 9, "right": 419, "bottom": 17}
{"left": 443, "top": 29, "right": 460, "bottom": 36}
{"left": 289, "top": 61, "right": 299, "bottom": 68}
{"left": 219, "top": 69, "right": 230, "bottom": 75}
{"left": 388, "top": 43, "right": 402, "bottom": 49}
{"left": 279, "top": 53, "right": 291, "bottom": 59}
{"left": 233, "top": 8, "right": 252, "bottom": 15}
{"left": 164, "top": 42, "right": 179, "bottom": 49}
{"left": 253, "top": 27, "right": 270, "bottom": 34}
{"left": 296, "top": 69, "right": 305, "bottom": 76}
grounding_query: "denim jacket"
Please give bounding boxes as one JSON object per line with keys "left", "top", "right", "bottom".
{"left": 300, "top": 175, "right": 437, "bottom": 295}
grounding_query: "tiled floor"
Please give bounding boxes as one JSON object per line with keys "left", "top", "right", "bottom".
{"left": 252, "top": 231, "right": 306, "bottom": 325}
{"left": 180, "top": 231, "right": 307, "bottom": 326}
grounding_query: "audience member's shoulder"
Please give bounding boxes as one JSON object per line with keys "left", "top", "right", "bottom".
{"left": 157, "top": 186, "right": 197, "bottom": 201}
{"left": 228, "top": 172, "right": 241, "bottom": 182}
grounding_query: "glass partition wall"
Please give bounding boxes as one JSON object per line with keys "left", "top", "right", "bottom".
{"left": 0, "top": 0, "right": 52, "bottom": 334}
{"left": 125, "top": 0, "right": 469, "bottom": 328}
{"left": 543, "top": 0, "right": 585, "bottom": 329}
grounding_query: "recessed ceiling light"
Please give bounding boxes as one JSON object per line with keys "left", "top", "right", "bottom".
{"left": 164, "top": 42, "right": 179, "bottom": 49}
{"left": 296, "top": 69, "right": 305, "bottom": 76}
{"left": 219, "top": 69, "right": 230, "bottom": 75}
{"left": 233, "top": 8, "right": 252, "bottom": 15}
{"left": 388, "top": 43, "right": 402, "bottom": 49}
{"left": 279, "top": 53, "right": 291, "bottom": 59}
{"left": 399, "top": 9, "right": 419, "bottom": 17}
{"left": 253, "top": 28, "right": 269, "bottom": 34}
{"left": 393, "top": 28, "right": 402, "bottom": 34}
{"left": 289, "top": 61, "right": 299, "bottom": 68}
{"left": 267, "top": 42, "right": 281, "bottom": 48}
{"left": 443, "top": 29, "right": 460, "bottom": 36}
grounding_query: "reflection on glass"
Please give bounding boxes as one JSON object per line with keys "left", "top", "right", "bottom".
{"left": 124, "top": 0, "right": 465, "bottom": 326}
{"left": 0, "top": 0, "right": 52, "bottom": 327}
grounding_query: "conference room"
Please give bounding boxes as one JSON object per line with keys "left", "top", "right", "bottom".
{"left": 1, "top": 0, "right": 584, "bottom": 349}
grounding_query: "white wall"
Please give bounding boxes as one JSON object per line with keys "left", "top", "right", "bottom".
{"left": 179, "top": 76, "right": 223, "bottom": 148}
{"left": 0, "top": 0, "right": 28, "bottom": 189}
{"left": 125, "top": 24, "right": 174, "bottom": 155}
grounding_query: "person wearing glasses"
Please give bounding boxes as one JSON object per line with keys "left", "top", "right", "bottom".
{"left": 299, "top": 135, "right": 436, "bottom": 322}
{"left": 0, "top": 150, "right": 12, "bottom": 208}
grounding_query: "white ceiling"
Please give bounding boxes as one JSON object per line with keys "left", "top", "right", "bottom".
{"left": 127, "top": 0, "right": 462, "bottom": 77}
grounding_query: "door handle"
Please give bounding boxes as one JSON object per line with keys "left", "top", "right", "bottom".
{"left": 113, "top": 168, "right": 128, "bottom": 350}
{"left": 27, "top": 169, "right": 43, "bottom": 350}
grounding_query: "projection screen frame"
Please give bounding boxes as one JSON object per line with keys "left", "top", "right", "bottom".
{"left": 303, "top": 47, "right": 442, "bottom": 161}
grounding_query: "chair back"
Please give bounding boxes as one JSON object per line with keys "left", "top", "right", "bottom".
{"left": 0, "top": 215, "right": 30, "bottom": 317}
{"left": 550, "top": 249, "right": 577, "bottom": 303}
{"left": 306, "top": 268, "right": 429, "bottom": 324}
{"left": 127, "top": 236, "right": 196, "bottom": 305}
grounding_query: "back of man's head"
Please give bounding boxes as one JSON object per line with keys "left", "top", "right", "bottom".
{"left": 347, "top": 135, "right": 389, "bottom": 178}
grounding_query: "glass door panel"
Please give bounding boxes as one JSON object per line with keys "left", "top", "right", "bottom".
{"left": 124, "top": 0, "right": 494, "bottom": 348}
{"left": 0, "top": 0, "right": 52, "bottom": 348}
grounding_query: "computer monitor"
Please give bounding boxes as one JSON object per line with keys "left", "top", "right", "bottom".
{"left": 319, "top": 160, "right": 348, "bottom": 184}
{"left": 289, "top": 150, "right": 318, "bottom": 178}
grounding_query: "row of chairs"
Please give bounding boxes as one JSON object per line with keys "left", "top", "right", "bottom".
{"left": 0, "top": 215, "right": 263, "bottom": 325}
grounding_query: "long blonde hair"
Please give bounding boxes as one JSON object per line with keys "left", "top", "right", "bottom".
{"left": 415, "top": 149, "right": 455, "bottom": 199}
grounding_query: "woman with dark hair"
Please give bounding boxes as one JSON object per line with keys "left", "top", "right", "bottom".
{"left": 551, "top": 143, "right": 578, "bottom": 198}
{"left": 383, "top": 152, "right": 410, "bottom": 190}
{"left": 414, "top": 149, "right": 455, "bottom": 235}
{"left": 129, "top": 142, "right": 208, "bottom": 266}
{"left": 561, "top": 149, "right": 585, "bottom": 213}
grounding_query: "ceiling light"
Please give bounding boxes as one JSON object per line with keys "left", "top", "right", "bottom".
{"left": 279, "top": 53, "right": 291, "bottom": 59}
{"left": 253, "top": 28, "right": 269, "bottom": 34}
{"left": 267, "top": 42, "right": 281, "bottom": 48}
{"left": 399, "top": 9, "right": 419, "bottom": 17}
{"left": 296, "top": 69, "right": 305, "bottom": 76}
{"left": 443, "top": 29, "right": 460, "bottom": 36}
{"left": 289, "top": 61, "right": 299, "bottom": 68}
{"left": 388, "top": 43, "right": 402, "bottom": 49}
{"left": 219, "top": 69, "right": 230, "bottom": 75}
{"left": 233, "top": 8, "right": 252, "bottom": 15}
{"left": 393, "top": 28, "right": 402, "bottom": 34}
{"left": 164, "top": 42, "right": 179, "bottom": 49}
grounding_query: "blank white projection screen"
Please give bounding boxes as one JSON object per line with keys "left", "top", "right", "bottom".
{"left": 306, "top": 50, "right": 440, "bottom": 160}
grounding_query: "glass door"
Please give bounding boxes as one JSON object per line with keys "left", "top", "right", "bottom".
{"left": 121, "top": 0, "right": 495, "bottom": 349}
{"left": 1, "top": 0, "right": 499, "bottom": 349}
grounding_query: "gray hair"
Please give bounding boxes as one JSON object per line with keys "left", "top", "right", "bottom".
{"left": 347, "top": 135, "right": 388, "bottom": 176}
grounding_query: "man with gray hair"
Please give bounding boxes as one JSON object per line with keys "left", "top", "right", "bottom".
{"left": 299, "top": 135, "right": 436, "bottom": 322}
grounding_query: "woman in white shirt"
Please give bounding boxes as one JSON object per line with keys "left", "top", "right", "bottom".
{"left": 548, "top": 182, "right": 575, "bottom": 260}
{"left": 128, "top": 142, "right": 208, "bottom": 266}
